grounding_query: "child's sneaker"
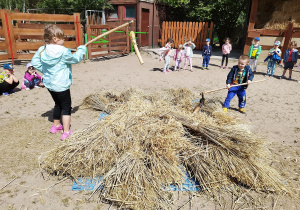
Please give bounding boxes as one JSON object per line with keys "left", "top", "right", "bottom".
{"left": 239, "top": 108, "right": 246, "bottom": 113}
{"left": 166, "top": 69, "right": 171, "bottom": 72}
{"left": 288, "top": 76, "right": 292, "bottom": 80}
{"left": 279, "top": 75, "right": 284, "bottom": 79}
{"left": 25, "top": 88, "right": 30, "bottom": 91}
{"left": 220, "top": 65, "right": 223, "bottom": 69}
{"left": 223, "top": 108, "right": 227, "bottom": 113}
{"left": 224, "top": 66, "right": 227, "bottom": 69}
{"left": 34, "top": 86, "right": 40, "bottom": 88}
{"left": 2, "top": 92, "right": 9, "bottom": 96}
{"left": 50, "top": 124, "right": 63, "bottom": 133}
{"left": 205, "top": 67, "right": 209, "bottom": 70}
{"left": 61, "top": 130, "right": 73, "bottom": 140}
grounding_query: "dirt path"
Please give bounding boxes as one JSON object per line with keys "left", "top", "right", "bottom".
{"left": 0, "top": 52, "right": 299, "bottom": 209}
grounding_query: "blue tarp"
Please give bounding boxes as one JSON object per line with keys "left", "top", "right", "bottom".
{"left": 72, "top": 171, "right": 201, "bottom": 191}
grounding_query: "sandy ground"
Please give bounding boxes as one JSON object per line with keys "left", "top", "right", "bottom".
{"left": 0, "top": 51, "right": 300, "bottom": 209}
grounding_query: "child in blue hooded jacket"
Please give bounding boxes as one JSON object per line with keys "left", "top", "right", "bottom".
{"left": 31, "top": 24, "right": 86, "bottom": 140}
{"left": 223, "top": 55, "right": 254, "bottom": 114}
{"left": 202, "top": 38, "right": 212, "bottom": 69}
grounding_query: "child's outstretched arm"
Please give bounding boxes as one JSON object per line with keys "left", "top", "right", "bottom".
{"left": 191, "top": 43, "right": 196, "bottom": 49}
{"left": 64, "top": 45, "right": 87, "bottom": 64}
{"left": 31, "top": 47, "right": 44, "bottom": 73}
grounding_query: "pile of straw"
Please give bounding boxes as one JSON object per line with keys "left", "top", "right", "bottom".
{"left": 40, "top": 88, "right": 288, "bottom": 209}
{"left": 256, "top": 0, "right": 300, "bottom": 29}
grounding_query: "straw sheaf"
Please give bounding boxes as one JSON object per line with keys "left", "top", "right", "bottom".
{"left": 41, "top": 88, "right": 289, "bottom": 209}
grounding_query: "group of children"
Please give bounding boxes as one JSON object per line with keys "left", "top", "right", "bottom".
{"left": 0, "top": 63, "right": 43, "bottom": 96}
{"left": 1, "top": 23, "right": 300, "bottom": 141}
{"left": 248, "top": 37, "right": 299, "bottom": 80}
{"left": 160, "top": 38, "right": 214, "bottom": 73}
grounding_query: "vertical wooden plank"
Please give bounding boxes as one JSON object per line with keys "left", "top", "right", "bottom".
{"left": 1, "top": 9, "right": 18, "bottom": 60}
{"left": 108, "top": 25, "right": 111, "bottom": 55}
{"left": 182, "top": 22, "right": 186, "bottom": 44}
{"left": 174, "top": 21, "right": 177, "bottom": 47}
{"left": 161, "top": 21, "right": 166, "bottom": 46}
{"left": 188, "top": 22, "right": 192, "bottom": 41}
{"left": 243, "top": 0, "right": 259, "bottom": 55}
{"left": 73, "top": 13, "right": 81, "bottom": 47}
{"left": 281, "top": 23, "right": 294, "bottom": 60}
{"left": 201, "top": 22, "right": 208, "bottom": 49}
{"left": 191, "top": 22, "right": 196, "bottom": 42}
{"left": 126, "top": 27, "right": 129, "bottom": 53}
{"left": 208, "top": 22, "right": 214, "bottom": 44}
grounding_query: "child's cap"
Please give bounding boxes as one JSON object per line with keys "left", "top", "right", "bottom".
{"left": 205, "top": 38, "right": 210, "bottom": 42}
{"left": 274, "top": 41, "right": 280, "bottom": 46}
{"left": 3, "top": 64, "right": 14, "bottom": 70}
{"left": 254, "top": 37, "right": 260, "bottom": 41}
{"left": 26, "top": 63, "right": 33, "bottom": 69}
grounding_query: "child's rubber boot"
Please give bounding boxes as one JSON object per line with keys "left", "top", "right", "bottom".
{"left": 61, "top": 130, "right": 73, "bottom": 140}
{"left": 50, "top": 124, "right": 63, "bottom": 133}
{"left": 239, "top": 108, "right": 246, "bottom": 113}
{"left": 223, "top": 108, "right": 227, "bottom": 113}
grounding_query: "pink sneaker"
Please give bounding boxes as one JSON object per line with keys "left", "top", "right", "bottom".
{"left": 166, "top": 69, "right": 171, "bottom": 72}
{"left": 61, "top": 130, "right": 73, "bottom": 140}
{"left": 50, "top": 124, "right": 63, "bottom": 133}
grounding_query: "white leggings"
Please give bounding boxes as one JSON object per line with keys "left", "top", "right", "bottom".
{"left": 249, "top": 59, "right": 257, "bottom": 71}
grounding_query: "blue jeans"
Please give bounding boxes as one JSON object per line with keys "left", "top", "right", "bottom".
{"left": 164, "top": 55, "right": 170, "bottom": 71}
{"left": 203, "top": 55, "right": 210, "bottom": 67}
{"left": 223, "top": 86, "right": 246, "bottom": 108}
{"left": 24, "top": 78, "right": 41, "bottom": 88}
{"left": 267, "top": 60, "right": 276, "bottom": 76}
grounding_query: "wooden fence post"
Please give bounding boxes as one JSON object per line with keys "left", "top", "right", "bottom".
{"left": 73, "top": 13, "right": 82, "bottom": 47}
{"left": 208, "top": 22, "right": 214, "bottom": 44}
{"left": 281, "top": 23, "right": 294, "bottom": 60}
{"left": 126, "top": 27, "right": 129, "bottom": 53}
{"left": 1, "top": 9, "right": 18, "bottom": 62}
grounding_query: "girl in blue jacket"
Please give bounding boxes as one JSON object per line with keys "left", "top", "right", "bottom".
{"left": 280, "top": 41, "right": 299, "bottom": 80}
{"left": 31, "top": 24, "right": 86, "bottom": 140}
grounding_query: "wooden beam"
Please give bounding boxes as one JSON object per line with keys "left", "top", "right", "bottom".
{"left": 281, "top": 23, "right": 294, "bottom": 60}
{"left": 11, "top": 13, "right": 74, "bottom": 22}
{"left": 243, "top": 0, "right": 259, "bottom": 55}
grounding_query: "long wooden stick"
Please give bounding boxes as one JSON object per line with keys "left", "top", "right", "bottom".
{"left": 130, "top": 31, "right": 144, "bottom": 65}
{"left": 193, "top": 79, "right": 266, "bottom": 114}
{"left": 85, "top": 20, "right": 134, "bottom": 46}
{"left": 203, "top": 79, "right": 266, "bottom": 94}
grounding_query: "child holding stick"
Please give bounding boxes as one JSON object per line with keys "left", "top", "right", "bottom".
{"left": 223, "top": 55, "right": 254, "bottom": 113}
{"left": 183, "top": 41, "right": 196, "bottom": 71}
{"left": 280, "top": 41, "right": 299, "bottom": 80}
{"left": 173, "top": 44, "right": 184, "bottom": 71}
{"left": 31, "top": 24, "right": 86, "bottom": 140}
{"left": 221, "top": 38, "right": 232, "bottom": 69}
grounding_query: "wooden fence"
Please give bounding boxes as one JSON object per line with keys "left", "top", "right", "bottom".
{"left": 159, "top": 21, "right": 214, "bottom": 49}
{"left": 0, "top": 9, "right": 84, "bottom": 63}
{"left": 86, "top": 25, "right": 129, "bottom": 59}
{"left": 243, "top": 0, "right": 300, "bottom": 58}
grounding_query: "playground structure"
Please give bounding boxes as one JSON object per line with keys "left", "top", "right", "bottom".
{"left": 159, "top": 21, "right": 214, "bottom": 49}
{"left": 243, "top": 0, "right": 300, "bottom": 57}
{"left": 0, "top": 9, "right": 83, "bottom": 64}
